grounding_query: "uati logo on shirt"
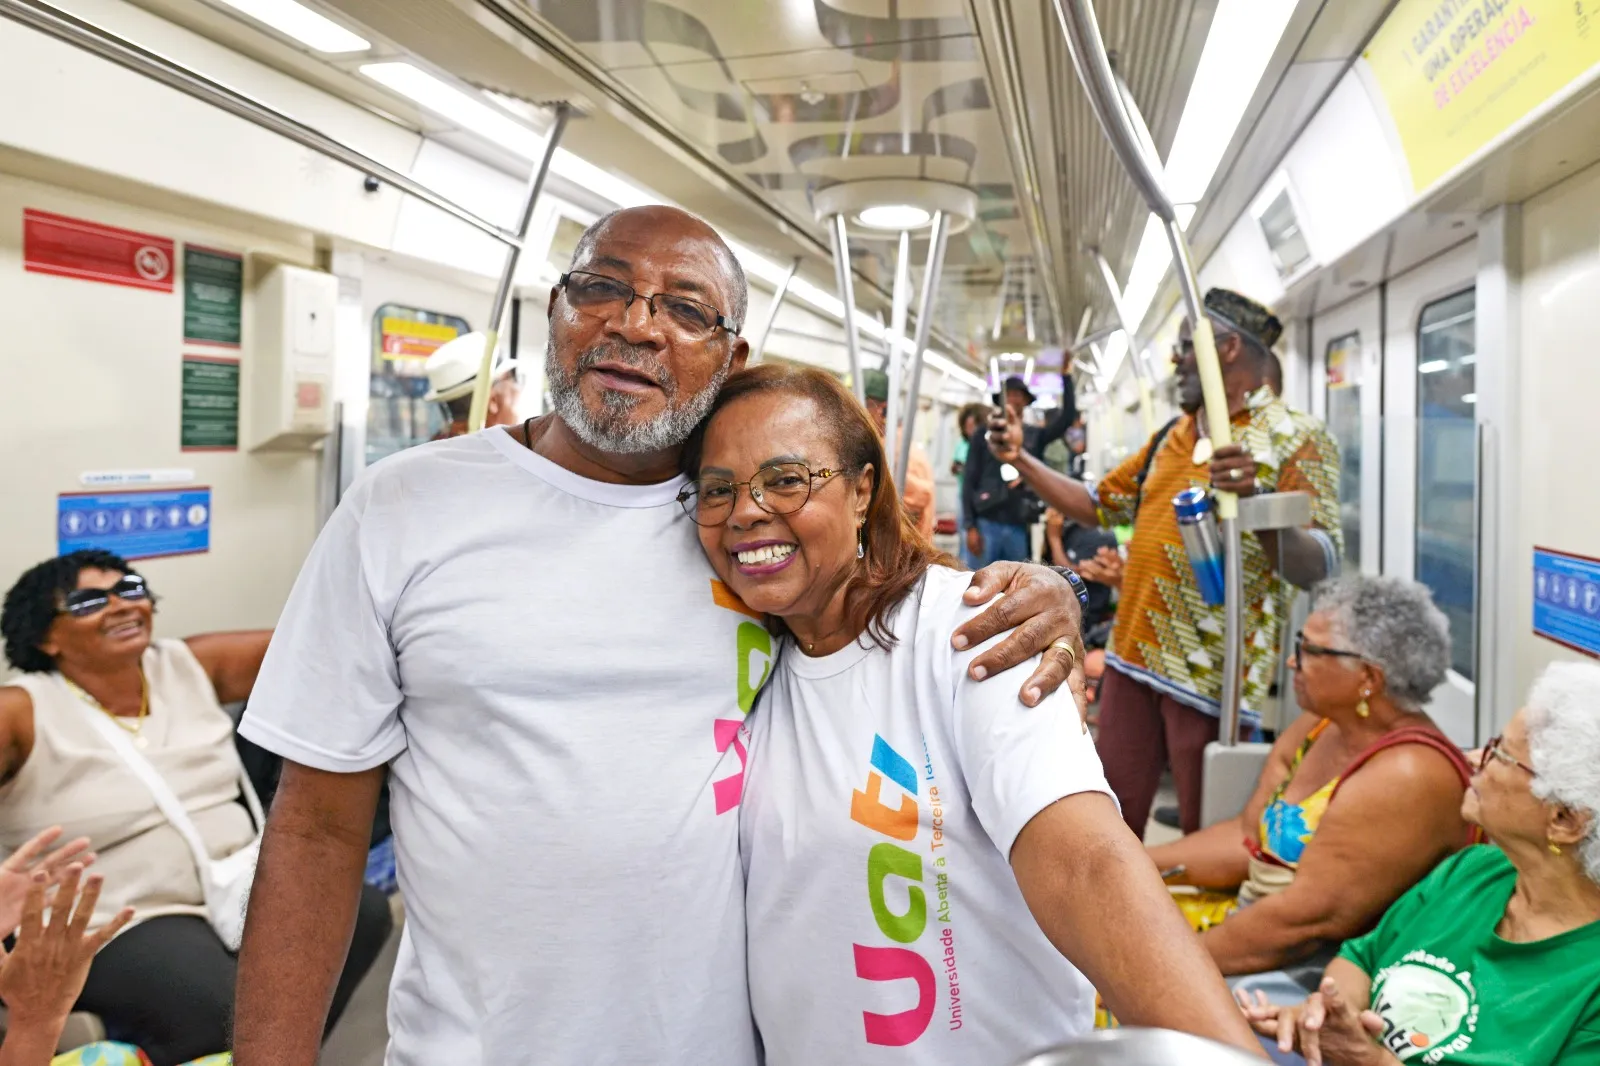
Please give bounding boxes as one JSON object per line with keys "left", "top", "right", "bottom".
{"left": 1370, "top": 951, "right": 1479, "bottom": 1063}
{"left": 711, "top": 582, "right": 771, "bottom": 814}
{"left": 850, "top": 735, "right": 938, "bottom": 1047}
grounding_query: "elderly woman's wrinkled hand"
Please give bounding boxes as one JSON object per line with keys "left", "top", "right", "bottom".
{"left": 1294, "top": 978, "right": 1399, "bottom": 1066}
{"left": 0, "top": 826, "right": 95, "bottom": 935}
{"left": 0, "top": 864, "right": 132, "bottom": 1035}
{"left": 953, "top": 563, "right": 1088, "bottom": 718}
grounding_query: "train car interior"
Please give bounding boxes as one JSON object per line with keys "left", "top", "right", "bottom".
{"left": 3, "top": 0, "right": 1600, "bottom": 1063}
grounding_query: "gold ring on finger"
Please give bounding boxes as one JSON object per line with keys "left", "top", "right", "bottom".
{"left": 1049, "top": 639, "right": 1077, "bottom": 669}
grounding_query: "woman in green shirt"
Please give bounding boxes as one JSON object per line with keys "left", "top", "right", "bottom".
{"left": 1239, "top": 662, "right": 1600, "bottom": 1065}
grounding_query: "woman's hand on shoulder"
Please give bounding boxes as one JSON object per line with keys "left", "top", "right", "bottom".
{"left": 952, "top": 563, "right": 1086, "bottom": 718}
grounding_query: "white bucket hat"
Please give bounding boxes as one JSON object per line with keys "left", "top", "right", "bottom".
{"left": 423, "top": 331, "right": 513, "bottom": 403}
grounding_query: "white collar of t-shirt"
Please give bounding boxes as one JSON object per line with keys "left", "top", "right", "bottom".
{"left": 484, "top": 424, "right": 688, "bottom": 508}
{"left": 782, "top": 636, "right": 873, "bottom": 679}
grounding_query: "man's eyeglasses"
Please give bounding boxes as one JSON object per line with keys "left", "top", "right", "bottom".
{"left": 60, "top": 575, "right": 151, "bottom": 619}
{"left": 559, "top": 270, "right": 739, "bottom": 341}
{"left": 677, "top": 464, "right": 842, "bottom": 527}
{"left": 1478, "top": 734, "right": 1537, "bottom": 776}
{"left": 1292, "top": 630, "right": 1365, "bottom": 663}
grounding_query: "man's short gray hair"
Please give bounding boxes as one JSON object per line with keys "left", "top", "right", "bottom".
{"left": 1315, "top": 575, "right": 1451, "bottom": 710}
{"left": 1524, "top": 662, "right": 1600, "bottom": 884}
{"left": 569, "top": 208, "right": 749, "bottom": 332}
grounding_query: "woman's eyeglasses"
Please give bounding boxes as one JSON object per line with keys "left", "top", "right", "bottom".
{"left": 678, "top": 464, "right": 842, "bottom": 527}
{"left": 1292, "top": 630, "right": 1364, "bottom": 663}
{"left": 1478, "top": 735, "right": 1537, "bottom": 776}
{"left": 60, "top": 575, "right": 151, "bottom": 619}
{"left": 559, "top": 270, "right": 739, "bottom": 341}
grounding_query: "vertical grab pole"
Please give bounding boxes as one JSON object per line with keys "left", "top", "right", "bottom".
{"left": 830, "top": 215, "right": 866, "bottom": 403}
{"left": 468, "top": 102, "right": 570, "bottom": 432}
{"left": 884, "top": 229, "right": 913, "bottom": 462}
{"left": 1050, "top": 0, "right": 1243, "bottom": 743}
{"left": 750, "top": 256, "right": 801, "bottom": 364}
{"left": 897, "top": 211, "right": 951, "bottom": 489}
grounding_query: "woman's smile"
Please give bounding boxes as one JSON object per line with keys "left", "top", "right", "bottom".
{"left": 732, "top": 539, "right": 799, "bottom": 577}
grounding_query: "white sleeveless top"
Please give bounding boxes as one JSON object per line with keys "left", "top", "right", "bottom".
{"left": 0, "top": 639, "right": 257, "bottom": 930}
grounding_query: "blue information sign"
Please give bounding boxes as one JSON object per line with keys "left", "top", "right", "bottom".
{"left": 58, "top": 488, "right": 211, "bottom": 561}
{"left": 1533, "top": 547, "right": 1600, "bottom": 659}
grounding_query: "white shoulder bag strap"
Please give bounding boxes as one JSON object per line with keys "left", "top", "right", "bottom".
{"left": 70, "top": 696, "right": 264, "bottom": 949}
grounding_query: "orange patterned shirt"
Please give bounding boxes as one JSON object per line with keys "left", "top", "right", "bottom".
{"left": 1096, "top": 388, "right": 1341, "bottom": 721}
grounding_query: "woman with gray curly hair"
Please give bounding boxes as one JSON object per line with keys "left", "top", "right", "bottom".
{"left": 1149, "top": 574, "right": 1477, "bottom": 977}
{"left": 1242, "top": 661, "right": 1600, "bottom": 1064}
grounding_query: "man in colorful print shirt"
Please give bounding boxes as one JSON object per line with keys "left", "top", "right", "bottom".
{"left": 987, "top": 288, "right": 1342, "bottom": 835}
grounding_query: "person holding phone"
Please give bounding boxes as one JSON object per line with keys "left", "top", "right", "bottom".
{"left": 962, "top": 373, "right": 1076, "bottom": 566}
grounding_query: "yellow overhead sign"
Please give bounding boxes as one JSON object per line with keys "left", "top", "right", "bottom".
{"left": 1362, "top": 0, "right": 1600, "bottom": 193}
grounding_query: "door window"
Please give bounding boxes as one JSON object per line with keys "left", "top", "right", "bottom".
{"left": 366, "top": 304, "right": 471, "bottom": 465}
{"left": 1323, "top": 331, "right": 1363, "bottom": 572}
{"left": 1415, "top": 290, "right": 1477, "bottom": 679}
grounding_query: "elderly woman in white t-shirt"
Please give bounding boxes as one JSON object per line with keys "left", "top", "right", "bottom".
{"left": 678, "top": 365, "right": 1261, "bottom": 1064}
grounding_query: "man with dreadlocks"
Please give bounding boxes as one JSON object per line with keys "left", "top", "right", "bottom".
{"left": 987, "top": 288, "right": 1342, "bottom": 836}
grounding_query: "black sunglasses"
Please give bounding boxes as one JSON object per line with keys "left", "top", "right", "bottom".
{"left": 61, "top": 575, "right": 151, "bottom": 619}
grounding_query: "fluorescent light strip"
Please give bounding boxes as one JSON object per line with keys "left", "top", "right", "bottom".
{"left": 217, "top": 0, "right": 370, "bottom": 53}
{"left": 1163, "top": 0, "right": 1297, "bottom": 203}
{"left": 1418, "top": 359, "right": 1450, "bottom": 374}
{"left": 1104, "top": 0, "right": 1295, "bottom": 335}
{"left": 360, "top": 61, "right": 984, "bottom": 391}
{"left": 361, "top": 63, "right": 543, "bottom": 156}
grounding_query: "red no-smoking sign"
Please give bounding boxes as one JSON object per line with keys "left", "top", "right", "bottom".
{"left": 23, "top": 208, "right": 175, "bottom": 293}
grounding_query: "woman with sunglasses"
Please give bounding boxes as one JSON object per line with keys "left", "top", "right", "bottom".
{"left": 0, "top": 550, "right": 392, "bottom": 1065}
{"left": 1148, "top": 576, "right": 1475, "bottom": 979}
{"left": 1240, "top": 662, "right": 1600, "bottom": 1065}
{"left": 681, "top": 365, "right": 1260, "bottom": 1063}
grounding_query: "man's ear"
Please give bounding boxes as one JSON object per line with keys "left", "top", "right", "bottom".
{"left": 728, "top": 336, "right": 751, "bottom": 374}
{"left": 547, "top": 284, "right": 561, "bottom": 319}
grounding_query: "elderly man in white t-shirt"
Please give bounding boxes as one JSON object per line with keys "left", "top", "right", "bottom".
{"left": 232, "top": 205, "right": 1087, "bottom": 1066}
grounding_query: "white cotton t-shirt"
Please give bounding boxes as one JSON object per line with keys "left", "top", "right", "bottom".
{"left": 741, "top": 564, "right": 1113, "bottom": 1066}
{"left": 240, "top": 427, "right": 763, "bottom": 1066}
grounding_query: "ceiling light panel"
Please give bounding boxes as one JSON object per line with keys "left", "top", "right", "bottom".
{"left": 1162, "top": 0, "right": 1297, "bottom": 203}
{"left": 215, "top": 0, "right": 370, "bottom": 54}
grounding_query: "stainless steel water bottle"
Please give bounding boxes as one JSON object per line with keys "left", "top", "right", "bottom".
{"left": 1173, "top": 487, "right": 1226, "bottom": 606}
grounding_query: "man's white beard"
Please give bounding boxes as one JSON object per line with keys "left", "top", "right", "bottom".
{"left": 545, "top": 337, "right": 730, "bottom": 455}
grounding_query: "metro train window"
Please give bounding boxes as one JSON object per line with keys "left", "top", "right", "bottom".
{"left": 1415, "top": 289, "right": 1477, "bottom": 681}
{"left": 367, "top": 304, "right": 472, "bottom": 465}
{"left": 1323, "top": 332, "right": 1363, "bottom": 571}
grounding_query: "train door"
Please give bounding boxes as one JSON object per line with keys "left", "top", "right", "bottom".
{"left": 1309, "top": 291, "right": 1382, "bottom": 577}
{"left": 1381, "top": 242, "right": 1479, "bottom": 745}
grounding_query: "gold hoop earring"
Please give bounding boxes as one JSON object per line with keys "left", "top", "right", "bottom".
{"left": 1356, "top": 691, "right": 1371, "bottom": 719}
{"left": 1550, "top": 842, "right": 1564, "bottom": 856}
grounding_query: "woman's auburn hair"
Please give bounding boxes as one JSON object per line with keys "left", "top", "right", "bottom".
{"left": 682, "top": 363, "right": 959, "bottom": 649}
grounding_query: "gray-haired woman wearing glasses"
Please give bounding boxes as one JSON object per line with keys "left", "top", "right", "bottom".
{"left": 1149, "top": 575, "right": 1477, "bottom": 977}
{"left": 1241, "top": 661, "right": 1600, "bottom": 1065}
